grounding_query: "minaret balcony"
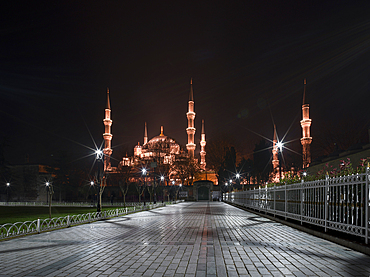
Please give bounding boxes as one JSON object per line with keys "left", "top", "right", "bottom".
{"left": 300, "top": 137, "right": 312, "bottom": 144}
{"left": 300, "top": 119, "right": 311, "bottom": 126}
{"left": 103, "top": 119, "right": 112, "bottom": 126}
{"left": 186, "top": 143, "right": 196, "bottom": 149}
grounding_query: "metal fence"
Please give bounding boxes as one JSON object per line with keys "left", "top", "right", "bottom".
{"left": 224, "top": 169, "right": 370, "bottom": 244}
{"left": 0, "top": 201, "right": 183, "bottom": 240}
{"left": 0, "top": 201, "right": 161, "bottom": 207}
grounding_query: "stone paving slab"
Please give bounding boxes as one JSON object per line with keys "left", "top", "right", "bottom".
{"left": 0, "top": 202, "right": 370, "bottom": 276}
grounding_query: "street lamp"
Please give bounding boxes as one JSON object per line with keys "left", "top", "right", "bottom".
{"left": 45, "top": 181, "right": 53, "bottom": 219}
{"left": 6, "top": 182, "right": 10, "bottom": 204}
{"left": 236, "top": 173, "right": 243, "bottom": 190}
{"left": 276, "top": 141, "right": 283, "bottom": 181}
{"left": 142, "top": 168, "right": 147, "bottom": 205}
{"left": 177, "top": 183, "right": 182, "bottom": 200}
{"left": 90, "top": 181, "right": 95, "bottom": 206}
{"left": 95, "top": 149, "right": 104, "bottom": 213}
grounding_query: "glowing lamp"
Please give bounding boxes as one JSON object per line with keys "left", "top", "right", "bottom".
{"left": 276, "top": 141, "right": 283, "bottom": 150}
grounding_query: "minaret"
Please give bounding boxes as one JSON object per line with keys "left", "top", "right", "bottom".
{"left": 186, "top": 78, "right": 196, "bottom": 158}
{"left": 103, "top": 88, "right": 113, "bottom": 171}
{"left": 200, "top": 119, "right": 206, "bottom": 170}
{"left": 144, "top": 122, "right": 148, "bottom": 145}
{"left": 272, "top": 124, "right": 279, "bottom": 172}
{"left": 300, "top": 79, "right": 312, "bottom": 168}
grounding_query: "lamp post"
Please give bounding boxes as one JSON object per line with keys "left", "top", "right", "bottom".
{"left": 223, "top": 182, "right": 229, "bottom": 201}
{"left": 160, "top": 175, "right": 165, "bottom": 203}
{"left": 6, "top": 182, "right": 10, "bottom": 204}
{"left": 46, "top": 182, "right": 53, "bottom": 219}
{"left": 277, "top": 141, "right": 283, "bottom": 181}
{"left": 142, "top": 168, "right": 147, "bottom": 206}
{"left": 236, "top": 173, "right": 242, "bottom": 190}
{"left": 177, "top": 183, "right": 182, "bottom": 200}
{"left": 90, "top": 181, "right": 95, "bottom": 206}
{"left": 95, "top": 149, "right": 103, "bottom": 213}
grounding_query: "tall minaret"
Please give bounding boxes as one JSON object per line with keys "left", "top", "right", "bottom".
{"left": 186, "top": 78, "right": 196, "bottom": 158}
{"left": 144, "top": 122, "right": 148, "bottom": 145}
{"left": 103, "top": 88, "right": 113, "bottom": 171}
{"left": 200, "top": 119, "right": 206, "bottom": 170}
{"left": 300, "top": 79, "right": 312, "bottom": 168}
{"left": 272, "top": 124, "right": 279, "bottom": 172}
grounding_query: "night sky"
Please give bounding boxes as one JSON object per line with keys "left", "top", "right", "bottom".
{"left": 1, "top": 1, "right": 370, "bottom": 167}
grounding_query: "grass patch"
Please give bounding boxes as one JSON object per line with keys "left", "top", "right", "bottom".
{"left": 0, "top": 206, "right": 128, "bottom": 225}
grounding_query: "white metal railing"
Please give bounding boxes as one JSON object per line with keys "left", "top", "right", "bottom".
{"left": 224, "top": 169, "right": 370, "bottom": 244}
{"left": 0, "top": 201, "right": 166, "bottom": 207}
{"left": 0, "top": 201, "right": 183, "bottom": 240}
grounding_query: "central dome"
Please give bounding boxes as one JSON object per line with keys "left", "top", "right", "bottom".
{"left": 144, "top": 126, "right": 180, "bottom": 154}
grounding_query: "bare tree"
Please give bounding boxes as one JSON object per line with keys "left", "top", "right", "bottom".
{"left": 114, "top": 165, "right": 133, "bottom": 207}
{"left": 171, "top": 155, "right": 200, "bottom": 186}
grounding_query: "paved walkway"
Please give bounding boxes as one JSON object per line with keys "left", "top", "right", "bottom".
{"left": 0, "top": 202, "right": 370, "bottom": 277}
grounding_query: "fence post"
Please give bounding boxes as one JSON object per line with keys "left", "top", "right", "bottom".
{"left": 366, "top": 166, "right": 369, "bottom": 244}
{"left": 116, "top": 208, "right": 118, "bottom": 217}
{"left": 67, "top": 215, "right": 70, "bottom": 227}
{"left": 37, "top": 218, "right": 40, "bottom": 233}
{"left": 258, "top": 186, "right": 261, "bottom": 212}
{"left": 265, "top": 185, "right": 268, "bottom": 214}
{"left": 325, "top": 174, "right": 329, "bottom": 232}
{"left": 285, "top": 183, "right": 287, "bottom": 220}
{"left": 301, "top": 179, "right": 304, "bottom": 225}
{"left": 273, "top": 183, "right": 276, "bottom": 218}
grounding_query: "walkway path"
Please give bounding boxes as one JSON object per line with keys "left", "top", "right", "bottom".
{"left": 0, "top": 202, "right": 369, "bottom": 276}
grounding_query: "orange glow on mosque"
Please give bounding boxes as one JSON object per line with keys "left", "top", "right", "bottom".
{"left": 102, "top": 79, "right": 214, "bottom": 185}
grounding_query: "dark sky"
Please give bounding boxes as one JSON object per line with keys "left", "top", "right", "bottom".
{"left": 1, "top": 1, "right": 370, "bottom": 167}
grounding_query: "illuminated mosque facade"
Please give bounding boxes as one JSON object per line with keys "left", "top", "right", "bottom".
{"left": 101, "top": 80, "right": 214, "bottom": 186}
{"left": 102, "top": 78, "right": 311, "bottom": 187}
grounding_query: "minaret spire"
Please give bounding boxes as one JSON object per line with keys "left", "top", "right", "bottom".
{"left": 144, "top": 122, "right": 148, "bottom": 145}
{"left": 300, "top": 79, "right": 312, "bottom": 168}
{"left": 200, "top": 119, "right": 206, "bottom": 170}
{"left": 103, "top": 87, "right": 113, "bottom": 171}
{"left": 186, "top": 78, "right": 196, "bottom": 158}
{"left": 302, "top": 78, "right": 306, "bottom": 105}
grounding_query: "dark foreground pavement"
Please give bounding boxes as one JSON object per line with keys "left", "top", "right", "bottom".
{"left": 0, "top": 202, "right": 370, "bottom": 277}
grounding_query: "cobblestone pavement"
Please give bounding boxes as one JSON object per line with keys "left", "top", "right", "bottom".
{"left": 0, "top": 202, "right": 370, "bottom": 277}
